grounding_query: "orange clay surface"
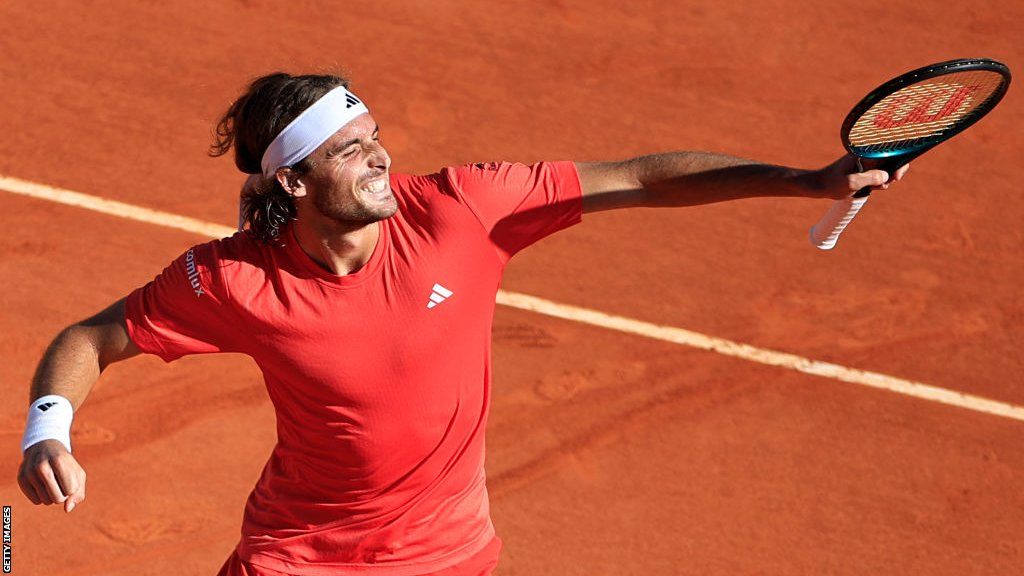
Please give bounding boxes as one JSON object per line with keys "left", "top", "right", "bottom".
{"left": 1, "top": 1, "right": 1022, "bottom": 574}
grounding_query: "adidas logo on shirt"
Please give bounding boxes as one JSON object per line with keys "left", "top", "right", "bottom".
{"left": 427, "top": 283, "right": 453, "bottom": 309}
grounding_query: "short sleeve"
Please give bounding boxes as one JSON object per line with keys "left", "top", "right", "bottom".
{"left": 124, "top": 241, "right": 239, "bottom": 363}
{"left": 442, "top": 160, "right": 583, "bottom": 262}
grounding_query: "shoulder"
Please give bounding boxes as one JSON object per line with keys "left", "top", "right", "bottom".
{"left": 390, "top": 162, "right": 576, "bottom": 200}
{"left": 389, "top": 162, "right": 543, "bottom": 201}
{"left": 175, "top": 231, "right": 277, "bottom": 299}
{"left": 441, "top": 161, "right": 581, "bottom": 194}
{"left": 385, "top": 162, "right": 581, "bottom": 235}
{"left": 387, "top": 169, "right": 467, "bottom": 219}
{"left": 388, "top": 170, "right": 448, "bottom": 202}
{"left": 440, "top": 161, "right": 510, "bottom": 190}
{"left": 185, "top": 231, "right": 264, "bottom": 276}
{"left": 205, "top": 230, "right": 265, "bottom": 262}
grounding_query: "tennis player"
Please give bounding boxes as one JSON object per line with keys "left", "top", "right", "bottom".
{"left": 17, "top": 72, "right": 907, "bottom": 576}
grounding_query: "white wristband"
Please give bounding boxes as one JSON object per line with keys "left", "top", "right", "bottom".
{"left": 22, "top": 395, "right": 74, "bottom": 453}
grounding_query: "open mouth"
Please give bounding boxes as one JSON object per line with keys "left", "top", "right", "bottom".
{"left": 358, "top": 177, "right": 391, "bottom": 199}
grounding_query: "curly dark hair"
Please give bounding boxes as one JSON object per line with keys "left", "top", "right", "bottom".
{"left": 209, "top": 72, "right": 350, "bottom": 243}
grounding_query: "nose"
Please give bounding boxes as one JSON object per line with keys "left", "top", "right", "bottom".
{"left": 368, "top": 141, "right": 391, "bottom": 172}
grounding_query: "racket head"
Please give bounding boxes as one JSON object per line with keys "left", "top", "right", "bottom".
{"left": 840, "top": 58, "right": 1011, "bottom": 160}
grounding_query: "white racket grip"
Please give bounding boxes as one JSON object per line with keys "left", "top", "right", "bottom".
{"left": 810, "top": 196, "right": 870, "bottom": 250}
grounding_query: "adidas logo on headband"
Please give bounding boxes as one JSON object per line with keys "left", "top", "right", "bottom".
{"left": 260, "top": 86, "right": 371, "bottom": 178}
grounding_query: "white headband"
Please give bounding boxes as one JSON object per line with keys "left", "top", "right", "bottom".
{"left": 260, "top": 86, "right": 370, "bottom": 178}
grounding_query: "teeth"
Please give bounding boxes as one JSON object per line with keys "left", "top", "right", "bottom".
{"left": 360, "top": 179, "right": 387, "bottom": 194}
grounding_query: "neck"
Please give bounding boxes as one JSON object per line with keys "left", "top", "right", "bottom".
{"left": 291, "top": 216, "right": 380, "bottom": 276}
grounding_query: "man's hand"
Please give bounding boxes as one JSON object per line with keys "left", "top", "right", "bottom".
{"left": 812, "top": 155, "right": 910, "bottom": 200}
{"left": 17, "top": 299, "right": 137, "bottom": 514}
{"left": 18, "top": 440, "right": 87, "bottom": 513}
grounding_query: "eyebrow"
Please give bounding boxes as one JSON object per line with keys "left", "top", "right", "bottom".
{"left": 328, "top": 125, "right": 380, "bottom": 154}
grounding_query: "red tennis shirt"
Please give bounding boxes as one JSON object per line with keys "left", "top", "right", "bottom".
{"left": 124, "top": 161, "right": 583, "bottom": 575}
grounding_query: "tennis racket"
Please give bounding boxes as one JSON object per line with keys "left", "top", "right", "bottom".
{"left": 810, "top": 58, "right": 1011, "bottom": 250}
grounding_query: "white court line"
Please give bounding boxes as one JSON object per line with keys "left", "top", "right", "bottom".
{"left": 4, "top": 174, "right": 1024, "bottom": 424}
{"left": 0, "top": 176, "right": 232, "bottom": 239}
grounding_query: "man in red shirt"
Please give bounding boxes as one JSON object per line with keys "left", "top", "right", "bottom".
{"left": 17, "top": 72, "right": 906, "bottom": 576}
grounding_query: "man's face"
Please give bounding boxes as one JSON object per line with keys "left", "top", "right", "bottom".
{"left": 297, "top": 112, "right": 397, "bottom": 225}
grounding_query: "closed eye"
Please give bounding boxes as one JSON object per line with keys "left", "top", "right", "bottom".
{"left": 326, "top": 145, "right": 358, "bottom": 159}
{"left": 326, "top": 125, "right": 381, "bottom": 158}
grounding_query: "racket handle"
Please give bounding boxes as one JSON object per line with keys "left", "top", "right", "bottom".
{"left": 809, "top": 189, "right": 870, "bottom": 250}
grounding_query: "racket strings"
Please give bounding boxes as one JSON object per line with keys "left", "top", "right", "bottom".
{"left": 848, "top": 70, "right": 1005, "bottom": 153}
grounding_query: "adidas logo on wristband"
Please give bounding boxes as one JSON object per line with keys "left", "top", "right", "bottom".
{"left": 24, "top": 396, "right": 74, "bottom": 454}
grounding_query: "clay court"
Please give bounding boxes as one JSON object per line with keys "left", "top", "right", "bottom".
{"left": 1, "top": 1, "right": 1022, "bottom": 574}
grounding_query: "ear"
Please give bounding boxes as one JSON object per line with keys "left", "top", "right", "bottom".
{"left": 275, "top": 168, "right": 307, "bottom": 198}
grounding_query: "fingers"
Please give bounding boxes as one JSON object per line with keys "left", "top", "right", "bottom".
{"left": 849, "top": 169, "right": 889, "bottom": 192}
{"left": 849, "top": 162, "right": 911, "bottom": 193}
{"left": 27, "top": 463, "right": 54, "bottom": 504}
{"left": 825, "top": 155, "right": 910, "bottom": 199}
{"left": 65, "top": 486, "right": 86, "bottom": 513}
{"left": 51, "top": 457, "right": 86, "bottom": 513}
{"left": 18, "top": 447, "right": 87, "bottom": 512}
{"left": 36, "top": 462, "right": 68, "bottom": 505}
{"left": 18, "top": 453, "right": 57, "bottom": 506}
{"left": 51, "top": 457, "right": 79, "bottom": 495}
{"left": 17, "top": 461, "right": 41, "bottom": 505}
{"left": 892, "top": 162, "right": 910, "bottom": 182}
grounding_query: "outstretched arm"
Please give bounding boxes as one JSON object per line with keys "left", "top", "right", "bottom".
{"left": 18, "top": 298, "right": 140, "bottom": 513}
{"left": 576, "top": 152, "right": 908, "bottom": 213}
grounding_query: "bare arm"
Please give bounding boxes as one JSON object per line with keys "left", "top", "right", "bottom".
{"left": 29, "top": 298, "right": 140, "bottom": 408}
{"left": 576, "top": 152, "right": 908, "bottom": 213}
{"left": 19, "top": 298, "right": 141, "bottom": 513}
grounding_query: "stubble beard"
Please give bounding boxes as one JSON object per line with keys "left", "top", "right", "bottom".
{"left": 313, "top": 187, "right": 398, "bottom": 226}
